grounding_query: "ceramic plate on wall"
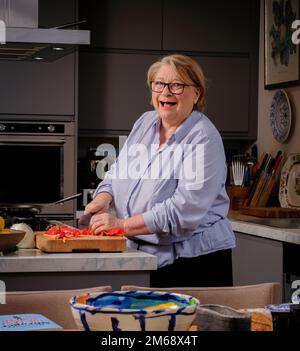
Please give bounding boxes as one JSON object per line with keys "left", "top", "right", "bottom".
{"left": 270, "top": 90, "right": 292, "bottom": 143}
{"left": 279, "top": 154, "right": 300, "bottom": 208}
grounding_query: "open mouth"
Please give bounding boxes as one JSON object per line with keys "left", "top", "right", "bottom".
{"left": 160, "top": 101, "right": 177, "bottom": 107}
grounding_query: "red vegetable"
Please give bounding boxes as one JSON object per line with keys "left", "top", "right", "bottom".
{"left": 101, "top": 228, "right": 125, "bottom": 237}
{"left": 78, "top": 228, "right": 93, "bottom": 236}
{"left": 43, "top": 225, "right": 124, "bottom": 239}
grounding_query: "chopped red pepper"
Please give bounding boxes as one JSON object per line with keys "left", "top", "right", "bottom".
{"left": 78, "top": 228, "right": 93, "bottom": 236}
{"left": 100, "top": 228, "right": 125, "bottom": 236}
{"left": 43, "top": 225, "right": 125, "bottom": 239}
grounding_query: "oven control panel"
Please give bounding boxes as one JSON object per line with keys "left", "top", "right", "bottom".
{"left": 0, "top": 122, "right": 65, "bottom": 134}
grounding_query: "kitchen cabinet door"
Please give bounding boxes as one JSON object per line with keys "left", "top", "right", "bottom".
{"left": 194, "top": 55, "right": 252, "bottom": 136}
{"left": 232, "top": 232, "right": 283, "bottom": 293}
{"left": 79, "top": 52, "right": 257, "bottom": 136}
{"left": 163, "top": 0, "right": 253, "bottom": 53}
{"left": 0, "top": 53, "right": 75, "bottom": 117}
{"left": 79, "top": 52, "right": 161, "bottom": 131}
{"left": 79, "top": 0, "right": 162, "bottom": 50}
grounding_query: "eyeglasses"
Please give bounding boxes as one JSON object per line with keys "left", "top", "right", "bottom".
{"left": 151, "top": 81, "right": 197, "bottom": 95}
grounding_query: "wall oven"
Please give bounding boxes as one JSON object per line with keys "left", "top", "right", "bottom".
{"left": 0, "top": 121, "right": 76, "bottom": 219}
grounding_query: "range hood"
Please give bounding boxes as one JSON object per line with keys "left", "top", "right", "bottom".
{"left": 0, "top": 0, "right": 90, "bottom": 61}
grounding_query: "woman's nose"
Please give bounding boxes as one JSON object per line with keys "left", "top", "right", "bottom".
{"left": 161, "top": 84, "right": 172, "bottom": 95}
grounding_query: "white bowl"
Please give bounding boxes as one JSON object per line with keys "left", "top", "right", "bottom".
{"left": 70, "top": 290, "right": 199, "bottom": 331}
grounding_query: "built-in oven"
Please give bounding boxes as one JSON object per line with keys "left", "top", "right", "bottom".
{"left": 0, "top": 121, "right": 76, "bottom": 220}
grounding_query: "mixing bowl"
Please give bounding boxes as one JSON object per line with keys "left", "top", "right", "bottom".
{"left": 70, "top": 290, "right": 199, "bottom": 331}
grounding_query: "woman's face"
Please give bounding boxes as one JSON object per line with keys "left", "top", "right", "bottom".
{"left": 151, "top": 64, "right": 200, "bottom": 125}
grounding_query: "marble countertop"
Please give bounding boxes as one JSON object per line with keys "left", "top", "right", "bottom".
{"left": 4, "top": 213, "right": 299, "bottom": 273}
{"left": 0, "top": 248, "right": 157, "bottom": 273}
{"left": 229, "top": 216, "right": 300, "bottom": 245}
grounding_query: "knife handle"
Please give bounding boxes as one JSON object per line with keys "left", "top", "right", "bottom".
{"left": 254, "top": 156, "right": 283, "bottom": 208}
{"left": 79, "top": 213, "right": 92, "bottom": 227}
{"left": 256, "top": 176, "right": 276, "bottom": 208}
{"left": 249, "top": 171, "right": 268, "bottom": 207}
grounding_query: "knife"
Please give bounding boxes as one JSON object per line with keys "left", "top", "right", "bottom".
{"left": 245, "top": 153, "right": 269, "bottom": 206}
{"left": 79, "top": 213, "right": 92, "bottom": 227}
{"left": 249, "top": 154, "right": 273, "bottom": 207}
{"left": 256, "top": 152, "right": 283, "bottom": 207}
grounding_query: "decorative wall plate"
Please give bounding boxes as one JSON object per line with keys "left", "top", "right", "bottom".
{"left": 270, "top": 90, "right": 292, "bottom": 143}
{"left": 279, "top": 154, "right": 300, "bottom": 208}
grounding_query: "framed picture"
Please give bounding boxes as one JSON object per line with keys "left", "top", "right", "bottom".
{"left": 265, "top": 0, "right": 300, "bottom": 89}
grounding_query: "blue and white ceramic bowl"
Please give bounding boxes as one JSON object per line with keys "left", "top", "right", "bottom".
{"left": 70, "top": 290, "right": 200, "bottom": 331}
{"left": 265, "top": 303, "right": 293, "bottom": 313}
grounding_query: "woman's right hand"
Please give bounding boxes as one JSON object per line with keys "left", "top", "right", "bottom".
{"left": 79, "top": 192, "right": 113, "bottom": 226}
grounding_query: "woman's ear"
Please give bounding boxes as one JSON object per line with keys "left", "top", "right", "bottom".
{"left": 194, "top": 88, "right": 201, "bottom": 105}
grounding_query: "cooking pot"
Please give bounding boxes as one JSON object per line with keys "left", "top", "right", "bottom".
{"left": 0, "top": 193, "right": 82, "bottom": 214}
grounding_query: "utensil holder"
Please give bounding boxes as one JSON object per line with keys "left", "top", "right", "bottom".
{"left": 226, "top": 186, "right": 250, "bottom": 211}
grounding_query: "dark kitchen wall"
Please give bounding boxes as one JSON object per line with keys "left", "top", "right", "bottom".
{"left": 0, "top": 0, "right": 77, "bottom": 121}
{"left": 78, "top": 0, "right": 260, "bottom": 140}
{"left": 39, "top": 0, "right": 77, "bottom": 28}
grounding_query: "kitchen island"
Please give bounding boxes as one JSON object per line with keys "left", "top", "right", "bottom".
{"left": 0, "top": 248, "right": 157, "bottom": 292}
{"left": 229, "top": 214, "right": 300, "bottom": 303}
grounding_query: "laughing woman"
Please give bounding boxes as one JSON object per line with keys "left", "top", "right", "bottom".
{"left": 80, "top": 54, "right": 235, "bottom": 288}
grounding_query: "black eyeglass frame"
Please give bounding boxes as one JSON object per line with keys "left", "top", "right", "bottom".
{"left": 150, "top": 81, "right": 198, "bottom": 95}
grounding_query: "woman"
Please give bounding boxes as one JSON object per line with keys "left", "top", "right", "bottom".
{"left": 80, "top": 54, "right": 235, "bottom": 287}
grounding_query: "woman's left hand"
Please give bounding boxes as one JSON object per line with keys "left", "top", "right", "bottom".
{"left": 89, "top": 212, "right": 125, "bottom": 235}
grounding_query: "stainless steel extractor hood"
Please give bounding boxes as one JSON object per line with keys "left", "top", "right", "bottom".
{"left": 0, "top": 0, "right": 90, "bottom": 61}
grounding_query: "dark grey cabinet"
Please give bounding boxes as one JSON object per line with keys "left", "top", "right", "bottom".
{"left": 162, "top": 0, "right": 252, "bottom": 53}
{"left": 78, "top": 0, "right": 259, "bottom": 138}
{"left": 79, "top": 0, "right": 162, "bottom": 50}
{"left": 0, "top": 54, "right": 75, "bottom": 118}
{"left": 194, "top": 55, "right": 250, "bottom": 135}
{"left": 0, "top": 0, "right": 77, "bottom": 119}
{"left": 232, "top": 232, "right": 300, "bottom": 303}
{"left": 79, "top": 53, "right": 253, "bottom": 135}
{"left": 232, "top": 232, "right": 283, "bottom": 301}
{"left": 79, "top": 52, "right": 160, "bottom": 131}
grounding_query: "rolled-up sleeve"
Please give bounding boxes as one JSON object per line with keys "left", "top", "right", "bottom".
{"left": 142, "top": 135, "right": 226, "bottom": 239}
{"left": 93, "top": 167, "right": 115, "bottom": 198}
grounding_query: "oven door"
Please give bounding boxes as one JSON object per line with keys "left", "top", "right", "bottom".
{"left": 0, "top": 134, "right": 75, "bottom": 216}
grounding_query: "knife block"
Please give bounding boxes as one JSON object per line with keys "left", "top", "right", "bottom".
{"left": 226, "top": 186, "right": 250, "bottom": 211}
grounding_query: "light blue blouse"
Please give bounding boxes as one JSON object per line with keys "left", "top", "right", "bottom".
{"left": 94, "top": 110, "right": 236, "bottom": 268}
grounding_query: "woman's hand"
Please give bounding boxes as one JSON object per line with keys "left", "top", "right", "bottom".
{"left": 89, "top": 213, "right": 125, "bottom": 234}
{"left": 79, "top": 192, "right": 112, "bottom": 226}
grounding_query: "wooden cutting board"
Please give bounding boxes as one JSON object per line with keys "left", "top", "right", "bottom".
{"left": 239, "top": 207, "right": 300, "bottom": 218}
{"left": 35, "top": 233, "right": 127, "bottom": 253}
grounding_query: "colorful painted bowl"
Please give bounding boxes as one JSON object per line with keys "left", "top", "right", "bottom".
{"left": 70, "top": 290, "right": 200, "bottom": 331}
